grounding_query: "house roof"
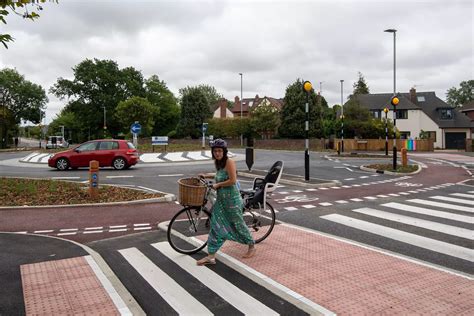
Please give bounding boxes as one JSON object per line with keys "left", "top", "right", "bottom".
{"left": 460, "top": 100, "right": 474, "bottom": 112}
{"left": 231, "top": 95, "right": 284, "bottom": 114}
{"left": 351, "top": 91, "right": 473, "bottom": 128}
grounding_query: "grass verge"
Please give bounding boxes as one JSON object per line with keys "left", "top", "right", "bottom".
{"left": 365, "top": 164, "right": 419, "bottom": 173}
{"left": 0, "top": 177, "right": 164, "bottom": 207}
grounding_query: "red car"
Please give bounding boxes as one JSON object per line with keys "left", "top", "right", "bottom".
{"left": 48, "top": 139, "right": 139, "bottom": 171}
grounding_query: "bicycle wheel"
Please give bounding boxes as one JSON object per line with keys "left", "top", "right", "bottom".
{"left": 243, "top": 202, "right": 276, "bottom": 243}
{"left": 167, "top": 206, "right": 211, "bottom": 254}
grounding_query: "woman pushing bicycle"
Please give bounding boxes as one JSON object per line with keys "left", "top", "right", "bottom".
{"left": 196, "top": 139, "right": 256, "bottom": 266}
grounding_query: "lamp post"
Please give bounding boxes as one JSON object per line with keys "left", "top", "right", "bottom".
{"left": 385, "top": 28, "right": 397, "bottom": 170}
{"left": 384, "top": 107, "right": 389, "bottom": 155}
{"left": 102, "top": 106, "right": 107, "bottom": 138}
{"left": 38, "top": 109, "right": 42, "bottom": 149}
{"left": 340, "top": 79, "right": 344, "bottom": 153}
{"left": 0, "top": 90, "right": 5, "bottom": 149}
{"left": 303, "top": 80, "right": 312, "bottom": 181}
{"left": 239, "top": 73, "right": 243, "bottom": 147}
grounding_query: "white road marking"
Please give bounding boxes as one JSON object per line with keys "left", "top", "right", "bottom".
{"left": 321, "top": 214, "right": 473, "bottom": 262}
{"left": 106, "top": 175, "right": 134, "bottom": 179}
{"left": 430, "top": 196, "right": 474, "bottom": 206}
{"left": 157, "top": 174, "right": 184, "bottom": 177}
{"left": 451, "top": 193, "right": 474, "bottom": 199}
{"left": 59, "top": 228, "right": 78, "bottom": 232}
{"left": 85, "top": 226, "right": 103, "bottom": 230}
{"left": 133, "top": 223, "right": 150, "bottom": 227}
{"left": 153, "top": 242, "right": 279, "bottom": 315}
{"left": 382, "top": 202, "right": 473, "bottom": 224}
{"left": 388, "top": 194, "right": 400, "bottom": 197}
{"left": 301, "top": 205, "right": 317, "bottom": 209}
{"left": 34, "top": 230, "right": 54, "bottom": 233}
{"left": 319, "top": 202, "right": 333, "bottom": 206}
{"left": 109, "top": 228, "right": 128, "bottom": 232}
{"left": 344, "top": 178, "right": 355, "bottom": 181}
{"left": 409, "top": 199, "right": 474, "bottom": 213}
{"left": 335, "top": 200, "right": 348, "bottom": 204}
{"left": 353, "top": 207, "right": 473, "bottom": 240}
{"left": 133, "top": 227, "right": 152, "bottom": 231}
{"left": 83, "top": 230, "right": 104, "bottom": 234}
{"left": 377, "top": 195, "right": 389, "bottom": 198}
{"left": 110, "top": 225, "right": 127, "bottom": 229}
{"left": 57, "top": 232, "right": 77, "bottom": 236}
{"left": 350, "top": 198, "right": 363, "bottom": 202}
{"left": 118, "top": 247, "right": 211, "bottom": 315}
{"left": 364, "top": 196, "right": 377, "bottom": 200}
{"left": 284, "top": 207, "right": 298, "bottom": 211}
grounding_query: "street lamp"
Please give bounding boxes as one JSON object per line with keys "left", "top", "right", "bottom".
{"left": 383, "top": 107, "right": 389, "bottom": 155}
{"left": 0, "top": 90, "right": 5, "bottom": 149}
{"left": 102, "top": 106, "right": 107, "bottom": 138}
{"left": 340, "top": 79, "right": 344, "bottom": 153}
{"left": 303, "top": 80, "right": 312, "bottom": 181}
{"left": 385, "top": 28, "right": 397, "bottom": 170}
{"left": 239, "top": 73, "right": 243, "bottom": 147}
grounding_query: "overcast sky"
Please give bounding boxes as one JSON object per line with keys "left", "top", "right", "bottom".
{"left": 1, "top": 0, "right": 472, "bottom": 124}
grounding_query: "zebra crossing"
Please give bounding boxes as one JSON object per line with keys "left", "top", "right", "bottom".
{"left": 321, "top": 191, "right": 474, "bottom": 265}
{"left": 91, "top": 236, "right": 309, "bottom": 315}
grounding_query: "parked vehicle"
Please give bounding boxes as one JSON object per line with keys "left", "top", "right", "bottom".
{"left": 46, "top": 136, "right": 69, "bottom": 149}
{"left": 48, "top": 139, "right": 139, "bottom": 170}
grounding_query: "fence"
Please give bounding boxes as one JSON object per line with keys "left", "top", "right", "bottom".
{"left": 333, "top": 139, "right": 433, "bottom": 152}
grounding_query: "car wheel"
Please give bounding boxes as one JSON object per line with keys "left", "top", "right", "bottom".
{"left": 113, "top": 157, "right": 127, "bottom": 170}
{"left": 56, "top": 158, "right": 70, "bottom": 171}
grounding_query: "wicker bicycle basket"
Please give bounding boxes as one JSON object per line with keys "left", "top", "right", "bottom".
{"left": 177, "top": 177, "right": 207, "bottom": 206}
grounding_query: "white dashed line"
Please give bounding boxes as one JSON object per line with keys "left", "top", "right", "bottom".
{"left": 110, "top": 225, "right": 127, "bottom": 229}
{"left": 350, "top": 198, "right": 363, "bottom": 202}
{"left": 305, "top": 188, "right": 318, "bottom": 191}
{"left": 109, "top": 228, "right": 128, "bottom": 232}
{"left": 133, "top": 223, "right": 151, "bottom": 227}
{"left": 292, "top": 190, "right": 303, "bottom": 193}
{"left": 341, "top": 185, "right": 352, "bottom": 188}
{"left": 364, "top": 196, "right": 378, "bottom": 200}
{"left": 83, "top": 230, "right": 104, "bottom": 234}
{"left": 399, "top": 192, "right": 410, "bottom": 195}
{"left": 85, "top": 226, "right": 103, "bottom": 230}
{"left": 34, "top": 230, "right": 54, "bottom": 234}
{"left": 134, "top": 227, "right": 152, "bottom": 231}
{"left": 60, "top": 228, "right": 78, "bottom": 232}
{"left": 319, "top": 202, "right": 333, "bottom": 206}
{"left": 377, "top": 195, "right": 389, "bottom": 198}
{"left": 388, "top": 194, "right": 400, "bottom": 197}
{"left": 301, "top": 205, "right": 316, "bottom": 209}
{"left": 344, "top": 178, "right": 355, "bottom": 181}
{"left": 284, "top": 207, "right": 298, "bottom": 211}
{"left": 319, "top": 188, "right": 329, "bottom": 190}
{"left": 331, "top": 187, "right": 341, "bottom": 189}
{"left": 57, "top": 232, "right": 77, "bottom": 236}
{"left": 360, "top": 176, "right": 369, "bottom": 179}
{"left": 335, "top": 200, "right": 348, "bottom": 204}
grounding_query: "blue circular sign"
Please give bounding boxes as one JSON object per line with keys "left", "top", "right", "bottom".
{"left": 131, "top": 123, "right": 142, "bottom": 134}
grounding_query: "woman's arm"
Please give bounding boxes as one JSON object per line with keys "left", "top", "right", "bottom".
{"left": 198, "top": 172, "right": 215, "bottom": 179}
{"left": 213, "top": 159, "right": 237, "bottom": 189}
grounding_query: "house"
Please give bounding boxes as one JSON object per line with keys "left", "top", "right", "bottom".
{"left": 212, "top": 98, "right": 234, "bottom": 118}
{"left": 231, "top": 95, "right": 284, "bottom": 118}
{"left": 350, "top": 88, "right": 473, "bottom": 149}
{"left": 459, "top": 100, "right": 474, "bottom": 121}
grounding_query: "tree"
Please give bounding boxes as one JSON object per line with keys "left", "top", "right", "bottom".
{"left": 50, "top": 58, "right": 147, "bottom": 141}
{"left": 0, "top": 68, "right": 47, "bottom": 147}
{"left": 446, "top": 80, "right": 474, "bottom": 107}
{"left": 179, "top": 84, "right": 223, "bottom": 112}
{"left": 250, "top": 103, "right": 280, "bottom": 139}
{"left": 47, "top": 111, "right": 82, "bottom": 143}
{"left": 115, "top": 97, "right": 156, "bottom": 136}
{"left": 1, "top": 0, "right": 57, "bottom": 49}
{"left": 145, "top": 75, "right": 179, "bottom": 136}
{"left": 278, "top": 79, "right": 323, "bottom": 138}
{"left": 176, "top": 86, "right": 212, "bottom": 138}
{"left": 352, "top": 72, "right": 370, "bottom": 96}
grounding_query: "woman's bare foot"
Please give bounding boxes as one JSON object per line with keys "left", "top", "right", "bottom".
{"left": 196, "top": 256, "right": 216, "bottom": 266}
{"left": 242, "top": 246, "right": 256, "bottom": 258}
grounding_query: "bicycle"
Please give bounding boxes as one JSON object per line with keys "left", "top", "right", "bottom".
{"left": 167, "top": 177, "right": 277, "bottom": 255}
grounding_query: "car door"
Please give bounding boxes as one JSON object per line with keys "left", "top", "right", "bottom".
{"left": 97, "top": 141, "right": 118, "bottom": 167}
{"left": 69, "top": 141, "right": 98, "bottom": 167}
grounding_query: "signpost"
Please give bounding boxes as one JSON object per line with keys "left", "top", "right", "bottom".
{"left": 89, "top": 160, "right": 99, "bottom": 199}
{"left": 130, "top": 122, "right": 141, "bottom": 147}
{"left": 152, "top": 136, "right": 169, "bottom": 152}
{"left": 201, "top": 123, "right": 208, "bottom": 149}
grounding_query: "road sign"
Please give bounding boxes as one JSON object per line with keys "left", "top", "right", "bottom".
{"left": 152, "top": 136, "right": 169, "bottom": 145}
{"left": 131, "top": 122, "right": 142, "bottom": 134}
{"left": 202, "top": 123, "right": 208, "bottom": 134}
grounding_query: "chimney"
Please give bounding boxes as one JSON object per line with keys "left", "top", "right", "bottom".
{"left": 220, "top": 100, "right": 226, "bottom": 118}
{"left": 255, "top": 94, "right": 259, "bottom": 99}
{"left": 410, "top": 87, "right": 417, "bottom": 103}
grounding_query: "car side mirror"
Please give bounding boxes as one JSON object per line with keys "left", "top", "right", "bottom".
{"left": 74, "top": 148, "right": 81, "bottom": 153}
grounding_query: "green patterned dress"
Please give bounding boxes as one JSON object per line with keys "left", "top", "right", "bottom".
{"left": 207, "top": 169, "right": 255, "bottom": 254}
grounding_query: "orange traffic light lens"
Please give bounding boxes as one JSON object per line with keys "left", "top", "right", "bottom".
{"left": 391, "top": 97, "right": 399, "bottom": 105}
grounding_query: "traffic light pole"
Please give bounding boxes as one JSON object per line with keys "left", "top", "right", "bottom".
{"left": 303, "top": 81, "right": 312, "bottom": 181}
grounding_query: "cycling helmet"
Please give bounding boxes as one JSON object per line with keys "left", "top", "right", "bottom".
{"left": 211, "top": 138, "right": 227, "bottom": 149}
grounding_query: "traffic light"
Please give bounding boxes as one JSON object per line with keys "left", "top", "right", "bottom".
{"left": 391, "top": 96, "right": 399, "bottom": 107}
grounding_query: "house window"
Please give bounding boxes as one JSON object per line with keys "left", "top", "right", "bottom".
{"left": 417, "top": 96, "right": 425, "bottom": 102}
{"left": 371, "top": 110, "right": 381, "bottom": 119}
{"left": 396, "top": 109, "right": 408, "bottom": 119}
{"left": 440, "top": 109, "right": 453, "bottom": 119}
{"left": 400, "top": 131, "right": 411, "bottom": 139}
